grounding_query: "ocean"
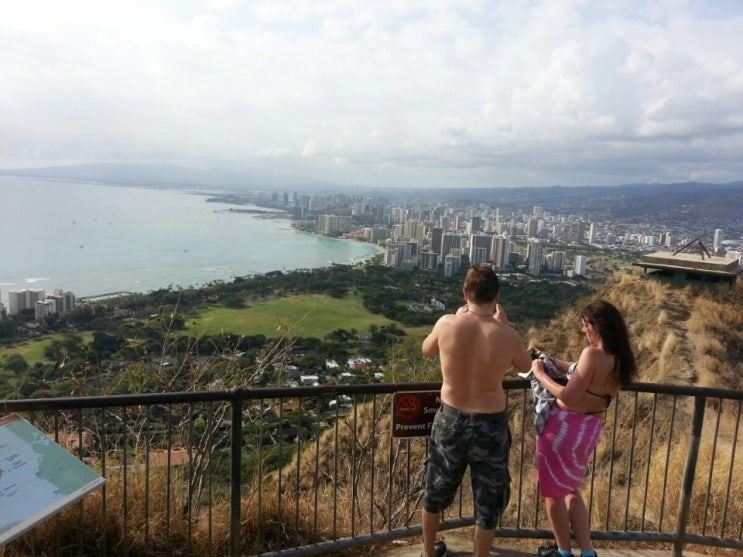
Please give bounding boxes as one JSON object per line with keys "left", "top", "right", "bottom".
{"left": 0, "top": 176, "right": 380, "bottom": 306}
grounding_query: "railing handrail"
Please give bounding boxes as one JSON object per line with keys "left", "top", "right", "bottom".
{"left": 2, "top": 380, "right": 742, "bottom": 557}
{"left": 5, "top": 379, "right": 743, "bottom": 412}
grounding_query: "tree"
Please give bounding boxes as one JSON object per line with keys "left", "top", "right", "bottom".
{"left": 44, "top": 340, "right": 66, "bottom": 361}
{"left": 326, "top": 328, "right": 355, "bottom": 343}
{"left": 3, "top": 353, "right": 29, "bottom": 374}
{"left": 90, "top": 331, "right": 124, "bottom": 359}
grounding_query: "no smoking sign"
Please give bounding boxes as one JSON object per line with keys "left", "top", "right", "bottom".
{"left": 391, "top": 391, "right": 441, "bottom": 438}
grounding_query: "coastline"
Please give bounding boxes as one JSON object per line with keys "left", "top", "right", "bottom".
{"left": 0, "top": 177, "right": 384, "bottom": 305}
{"left": 289, "top": 226, "right": 385, "bottom": 265}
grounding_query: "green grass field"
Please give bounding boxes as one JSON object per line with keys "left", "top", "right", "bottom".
{"left": 0, "top": 337, "right": 50, "bottom": 364}
{"left": 184, "top": 293, "right": 420, "bottom": 338}
{"left": 0, "top": 332, "right": 93, "bottom": 367}
{"left": 0, "top": 294, "right": 432, "bottom": 370}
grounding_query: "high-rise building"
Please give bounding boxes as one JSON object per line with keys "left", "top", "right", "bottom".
{"left": 548, "top": 250, "right": 566, "bottom": 272}
{"left": 443, "top": 254, "right": 461, "bottom": 277}
{"left": 318, "top": 215, "right": 352, "bottom": 236}
{"left": 430, "top": 227, "right": 443, "bottom": 255}
{"left": 384, "top": 246, "right": 400, "bottom": 267}
{"left": 527, "top": 241, "right": 544, "bottom": 276}
{"left": 8, "top": 289, "right": 45, "bottom": 316}
{"left": 588, "top": 222, "right": 598, "bottom": 244}
{"left": 368, "top": 227, "right": 389, "bottom": 244}
{"left": 491, "top": 236, "right": 510, "bottom": 270}
{"left": 468, "top": 216, "right": 483, "bottom": 233}
{"left": 574, "top": 255, "right": 587, "bottom": 276}
{"left": 470, "top": 247, "right": 488, "bottom": 265}
{"left": 420, "top": 251, "right": 439, "bottom": 271}
{"left": 714, "top": 229, "right": 724, "bottom": 252}
{"left": 570, "top": 221, "right": 586, "bottom": 243}
{"left": 401, "top": 239, "right": 419, "bottom": 261}
{"left": 35, "top": 299, "right": 57, "bottom": 321}
{"left": 441, "top": 233, "right": 463, "bottom": 258}
{"left": 469, "top": 233, "right": 492, "bottom": 264}
{"left": 404, "top": 220, "right": 424, "bottom": 246}
{"left": 49, "top": 289, "right": 76, "bottom": 314}
{"left": 391, "top": 207, "right": 405, "bottom": 224}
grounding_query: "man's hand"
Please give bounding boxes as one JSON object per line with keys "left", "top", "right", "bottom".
{"left": 455, "top": 304, "right": 469, "bottom": 315}
{"left": 494, "top": 303, "right": 509, "bottom": 326}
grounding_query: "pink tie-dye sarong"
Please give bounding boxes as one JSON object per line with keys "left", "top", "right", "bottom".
{"left": 536, "top": 405, "right": 603, "bottom": 498}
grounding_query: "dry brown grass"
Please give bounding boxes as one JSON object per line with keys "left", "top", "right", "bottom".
{"left": 530, "top": 274, "right": 742, "bottom": 391}
{"left": 273, "top": 398, "right": 427, "bottom": 534}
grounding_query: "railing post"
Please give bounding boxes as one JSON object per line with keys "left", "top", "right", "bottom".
{"left": 230, "top": 396, "right": 243, "bottom": 557}
{"left": 673, "top": 395, "right": 705, "bottom": 557}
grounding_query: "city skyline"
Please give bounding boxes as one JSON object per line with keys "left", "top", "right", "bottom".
{"left": 3, "top": 182, "right": 740, "bottom": 316}
{"left": 2, "top": 1, "right": 743, "bottom": 189}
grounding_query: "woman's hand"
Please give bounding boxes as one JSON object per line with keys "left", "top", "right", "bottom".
{"left": 531, "top": 358, "right": 545, "bottom": 377}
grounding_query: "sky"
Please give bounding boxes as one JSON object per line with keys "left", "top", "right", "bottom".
{"left": 2, "top": 0, "right": 743, "bottom": 189}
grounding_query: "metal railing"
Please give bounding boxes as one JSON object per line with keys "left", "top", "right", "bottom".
{"left": 2, "top": 380, "right": 742, "bottom": 557}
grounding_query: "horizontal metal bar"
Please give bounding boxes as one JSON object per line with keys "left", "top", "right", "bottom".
{"left": 5, "top": 380, "right": 743, "bottom": 413}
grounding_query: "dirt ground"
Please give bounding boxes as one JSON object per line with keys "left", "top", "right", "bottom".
{"left": 368, "top": 527, "right": 717, "bottom": 557}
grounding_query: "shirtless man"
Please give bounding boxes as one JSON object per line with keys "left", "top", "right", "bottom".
{"left": 420, "top": 264, "right": 532, "bottom": 557}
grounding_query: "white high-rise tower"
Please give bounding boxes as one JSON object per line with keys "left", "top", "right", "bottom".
{"left": 574, "top": 255, "right": 587, "bottom": 277}
{"left": 713, "top": 229, "right": 724, "bottom": 252}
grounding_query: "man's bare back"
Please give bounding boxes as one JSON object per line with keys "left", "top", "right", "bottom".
{"left": 423, "top": 303, "right": 532, "bottom": 413}
{"left": 420, "top": 264, "right": 532, "bottom": 557}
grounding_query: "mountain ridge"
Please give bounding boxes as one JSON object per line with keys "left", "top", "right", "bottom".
{"left": 2, "top": 162, "right": 742, "bottom": 219}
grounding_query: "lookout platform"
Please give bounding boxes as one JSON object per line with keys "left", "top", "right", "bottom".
{"left": 376, "top": 527, "right": 712, "bottom": 557}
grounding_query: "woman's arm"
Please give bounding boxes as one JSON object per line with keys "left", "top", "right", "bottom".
{"left": 532, "top": 347, "right": 597, "bottom": 406}
{"left": 530, "top": 347, "right": 571, "bottom": 374}
{"left": 551, "top": 357, "right": 572, "bottom": 374}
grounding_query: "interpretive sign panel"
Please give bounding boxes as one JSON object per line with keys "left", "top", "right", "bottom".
{"left": 391, "top": 390, "right": 441, "bottom": 438}
{"left": 0, "top": 414, "right": 106, "bottom": 547}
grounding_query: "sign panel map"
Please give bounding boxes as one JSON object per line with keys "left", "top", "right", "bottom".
{"left": 0, "top": 414, "right": 105, "bottom": 546}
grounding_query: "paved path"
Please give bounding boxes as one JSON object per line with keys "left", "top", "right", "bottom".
{"left": 372, "top": 528, "right": 711, "bottom": 557}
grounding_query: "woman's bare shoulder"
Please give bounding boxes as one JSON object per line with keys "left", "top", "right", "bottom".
{"left": 580, "top": 346, "right": 604, "bottom": 358}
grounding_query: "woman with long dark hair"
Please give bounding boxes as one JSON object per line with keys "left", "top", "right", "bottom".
{"left": 530, "top": 300, "right": 636, "bottom": 557}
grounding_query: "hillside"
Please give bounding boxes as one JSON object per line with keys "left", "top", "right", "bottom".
{"left": 271, "top": 273, "right": 743, "bottom": 552}
{"left": 526, "top": 273, "right": 743, "bottom": 390}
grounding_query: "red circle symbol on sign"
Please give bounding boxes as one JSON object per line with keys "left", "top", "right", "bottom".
{"left": 396, "top": 394, "right": 421, "bottom": 419}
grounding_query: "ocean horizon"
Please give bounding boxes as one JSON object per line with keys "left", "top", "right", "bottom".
{"left": 0, "top": 176, "right": 381, "bottom": 306}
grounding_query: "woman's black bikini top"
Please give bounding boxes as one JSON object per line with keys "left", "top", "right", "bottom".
{"left": 568, "top": 362, "right": 614, "bottom": 411}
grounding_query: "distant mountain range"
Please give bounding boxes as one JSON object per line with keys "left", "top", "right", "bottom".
{"left": 0, "top": 162, "right": 338, "bottom": 192}
{"left": 440, "top": 181, "right": 743, "bottom": 219}
{"left": 2, "top": 163, "right": 742, "bottom": 219}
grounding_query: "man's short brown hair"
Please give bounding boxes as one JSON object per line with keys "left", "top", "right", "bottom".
{"left": 464, "top": 264, "right": 500, "bottom": 305}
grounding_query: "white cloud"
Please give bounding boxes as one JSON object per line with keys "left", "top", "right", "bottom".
{"left": 1, "top": 0, "right": 742, "bottom": 187}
